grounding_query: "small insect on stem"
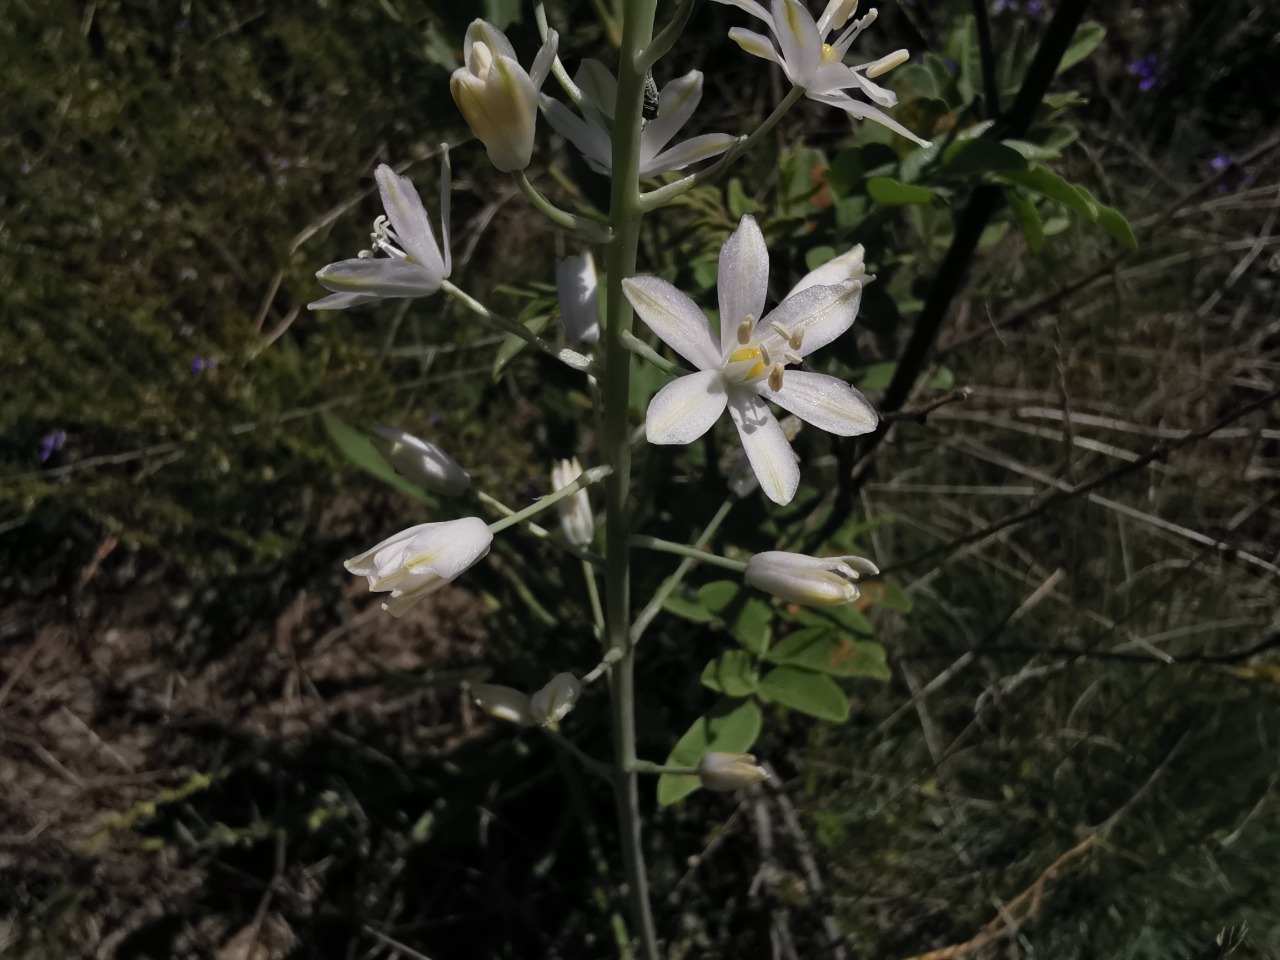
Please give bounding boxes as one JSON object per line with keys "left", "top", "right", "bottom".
{"left": 642, "top": 71, "right": 660, "bottom": 125}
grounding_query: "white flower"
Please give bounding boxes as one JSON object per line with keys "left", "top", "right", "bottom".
{"left": 345, "top": 517, "right": 492, "bottom": 618}
{"left": 550, "top": 458, "right": 595, "bottom": 546}
{"left": 556, "top": 252, "right": 600, "bottom": 345}
{"left": 470, "top": 672, "right": 582, "bottom": 727}
{"left": 712, "top": 0, "right": 930, "bottom": 146}
{"left": 309, "top": 155, "right": 452, "bottom": 311}
{"left": 450, "top": 19, "right": 557, "bottom": 173}
{"left": 622, "top": 214, "right": 878, "bottom": 505}
{"left": 371, "top": 427, "right": 470, "bottom": 497}
{"left": 697, "top": 752, "right": 771, "bottom": 791}
{"left": 540, "top": 61, "right": 735, "bottom": 177}
{"left": 745, "top": 550, "right": 879, "bottom": 606}
{"left": 726, "top": 415, "right": 802, "bottom": 498}
{"left": 787, "top": 243, "right": 867, "bottom": 298}
{"left": 530, "top": 673, "right": 582, "bottom": 725}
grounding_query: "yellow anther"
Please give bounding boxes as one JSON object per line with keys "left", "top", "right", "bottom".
{"left": 821, "top": 43, "right": 839, "bottom": 63}
{"left": 737, "top": 315, "right": 755, "bottom": 344}
{"left": 768, "top": 363, "right": 785, "bottom": 392}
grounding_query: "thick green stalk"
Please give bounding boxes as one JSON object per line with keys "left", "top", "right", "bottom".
{"left": 603, "top": 2, "right": 660, "bottom": 958}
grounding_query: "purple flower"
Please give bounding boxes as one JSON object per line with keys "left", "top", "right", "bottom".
{"left": 1208, "top": 155, "right": 1254, "bottom": 192}
{"left": 39, "top": 431, "right": 67, "bottom": 463}
{"left": 191, "top": 357, "right": 218, "bottom": 375}
{"left": 1128, "top": 54, "right": 1160, "bottom": 92}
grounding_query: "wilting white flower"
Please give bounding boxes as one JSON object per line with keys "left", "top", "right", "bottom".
{"left": 697, "top": 752, "right": 771, "bottom": 791}
{"left": 550, "top": 458, "right": 595, "bottom": 546}
{"left": 345, "top": 517, "right": 492, "bottom": 618}
{"left": 371, "top": 427, "right": 470, "bottom": 497}
{"left": 556, "top": 253, "right": 600, "bottom": 344}
{"left": 745, "top": 550, "right": 879, "bottom": 606}
{"left": 540, "top": 61, "right": 735, "bottom": 177}
{"left": 450, "top": 19, "right": 557, "bottom": 172}
{"left": 623, "top": 214, "right": 877, "bottom": 505}
{"left": 530, "top": 673, "right": 582, "bottom": 725}
{"left": 787, "top": 244, "right": 867, "bottom": 298}
{"left": 309, "top": 155, "right": 452, "bottom": 311}
{"left": 712, "top": 0, "right": 930, "bottom": 146}
{"left": 470, "top": 672, "right": 582, "bottom": 727}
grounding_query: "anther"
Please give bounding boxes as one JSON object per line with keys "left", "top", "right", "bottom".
{"left": 736, "top": 316, "right": 755, "bottom": 345}
{"left": 770, "top": 320, "right": 792, "bottom": 340}
{"left": 866, "top": 49, "right": 909, "bottom": 79}
{"left": 784, "top": 351, "right": 804, "bottom": 366}
{"left": 789, "top": 323, "right": 805, "bottom": 350}
{"left": 759, "top": 342, "right": 773, "bottom": 366}
{"left": 768, "top": 363, "right": 785, "bottom": 392}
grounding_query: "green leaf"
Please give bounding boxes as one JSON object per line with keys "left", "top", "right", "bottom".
{"left": 732, "top": 598, "right": 773, "bottom": 656}
{"left": 805, "top": 245, "right": 837, "bottom": 271}
{"left": 697, "top": 580, "right": 741, "bottom": 614}
{"left": 701, "top": 650, "right": 760, "bottom": 696}
{"left": 493, "top": 312, "right": 550, "bottom": 378}
{"left": 657, "top": 699, "right": 763, "bottom": 805}
{"left": 1057, "top": 22, "right": 1106, "bottom": 74}
{"left": 879, "top": 580, "right": 913, "bottom": 613}
{"left": 930, "top": 367, "right": 956, "bottom": 390}
{"left": 662, "top": 594, "right": 716, "bottom": 624}
{"left": 795, "top": 603, "right": 874, "bottom": 637}
{"left": 999, "top": 166, "right": 1097, "bottom": 218}
{"left": 939, "top": 139, "right": 1028, "bottom": 178}
{"left": 1093, "top": 203, "right": 1139, "bottom": 249}
{"left": 944, "top": 14, "right": 979, "bottom": 104}
{"left": 767, "top": 628, "right": 891, "bottom": 680}
{"left": 1041, "top": 91, "right": 1088, "bottom": 109}
{"left": 856, "top": 361, "right": 897, "bottom": 391}
{"left": 1002, "top": 138, "right": 1063, "bottom": 162}
{"left": 757, "top": 667, "right": 850, "bottom": 722}
{"left": 1007, "top": 190, "right": 1045, "bottom": 253}
{"left": 483, "top": 0, "right": 522, "bottom": 29}
{"left": 320, "top": 412, "right": 432, "bottom": 504}
{"left": 727, "top": 178, "right": 763, "bottom": 218}
{"left": 866, "top": 177, "right": 938, "bottom": 207}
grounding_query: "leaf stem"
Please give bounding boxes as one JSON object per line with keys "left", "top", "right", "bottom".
{"left": 620, "top": 329, "right": 681, "bottom": 376}
{"left": 441, "top": 280, "right": 597, "bottom": 374}
{"left": 514, "top": 170, "right": 613, "bottom": 242}
{"left": 487, "top": 466, "right": 613, "bottom": 535}
{"left": 630, "top": 535, "right": 747, "bottom": 572}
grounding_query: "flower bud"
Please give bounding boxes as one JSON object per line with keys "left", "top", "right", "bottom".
{"left": 345, "top": 517, "right": 493, "bottom": 618}
{"left": 530, "top": 672, "right": 581, "bottom": 726}
{"left": 550, "top": 458, "right": 596, "bottom": 546}
{"left": 471, "top": 683, "right": 534, "bottom": 725}
{"left": 744, "top": 550, "right": 879, "bottom": 607}
{"left": 697, "top": 752, "right": 770, "bottom": 791}
{"left": 786, "top": 244, "right": 867, "bottom": 299}
{"left": 555, "top": 253, "right": 600, "bottom": 345}
{"left": 371, "top": 426, "right": 470, "bottom": 497}
{"left": 450, "top": 20, "right": 557, "bottom": 173}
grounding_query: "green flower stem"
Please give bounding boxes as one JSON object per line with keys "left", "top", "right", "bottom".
{"left": 583, "top": 557, "right": 606, "bottom": 642}
{"left": 487, "top": 466, "right": 613, "bottom": 535}
{"left": 639, "top": 0, "right": 696, "bottom": 72}
{"left": 630, "top": 535, "right": 748, "bottom": 573}
{"left": 532, "top": 2, "right": 583, "bottom": 106}
{"left": 620, "top": 329, "right": 681, "bottom": 376}
{"left": 514, "top": 170, "right": 613, "bottom": 242}
{"left": 629, "top": 760, "right": 699, "bottom": 776}
{"left": 544, "top": 728, "right": 616, "bottom": 784}
{"left": 638, "top": 86, "right": 806, "bottom": 212}
{"left": 582, "top": 646, "right": 623, "bottom": 685}
{"left": 630, "top": 497, "right": 736, "bottom": 644}
{"left": 440, "top": 280, "right": 598, "bottom": 374}
{"left": 604, "top": 2, "right": 661, "bottom": 957}
{"left": 473, "top": 490, "right": 603, "bottom": 567}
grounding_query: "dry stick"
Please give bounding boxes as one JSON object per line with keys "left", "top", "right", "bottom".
{"left": 803, "top": 0, "right": 1094, "bottom": 551}
{"left": 877, "top": 387, "right": 1280, "bottom": 579}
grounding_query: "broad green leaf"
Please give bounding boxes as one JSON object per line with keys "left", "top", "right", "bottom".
{"left": 1041, "top": 91, "right": 1088, "bottom": 109}
{"left": 732, "top": 597, "right": 773, "bottom": 656}
{"left": 930, "top": 367, "right": 956, "bottom": 390}
{"left": 944, "top": 14, "right": 978, "bottom": 104}
{"left": 805, "top": 245, "right": 838, "bottom": 271}
{"left": 662, "top": 594, "right": 716, "bottom": 624}
{"left": 856, "top": 361, "right": 897, "bottom": 391}
{"left": 701, "top": 650, "right": 760, "bottom": 696}
{"left": 728, "top": 178, "right": 763, "bottom": 218}
{"left": 1093, "top": 203, "right": 1139, "bottom": 249}
{"left": 795, "top": 602, "right": 874, "bottom": 636}
{"left": 891, "top": 63, "right": 941, "bottom": 103}
{"left": 866, "top": 177, "right": 938, "bottom": 206}
{"left": 757, "top": 667, "right": 850, "bottom": 722}
{"left": 939, "top": 139, "right": 1028, "bottom": 178}
{"left": 1003, "top": 138, "right": 1063, "bottom": 161}
{"left": 1057, "top": 22, "right": 1106, "bottom": 74}
{"left": 1000, "top": 166, "right": 1097, "bottom": 218}
{"left": 879, "top": 580, "right": 914, "bottom": 613}
{"left": 320, "top": 412, "right": 431, "bottom": 504}
{"left": 697, "top": 580, "right": 741, "bottom": 614}
{"left": 1007, "top": 190, "right": 1045, "bottom": 253}
{"left": 483, "top": 0, "right": 522, "bottom": 29}
{"left": 657, "top": 699, "right": 763, "bottom": 805}
{"left": 766, "top": 628, "right": 891, "bottom": 680}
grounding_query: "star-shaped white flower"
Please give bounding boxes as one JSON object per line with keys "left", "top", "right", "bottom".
{"left": 622, "top": 214, "right": 878, "bottom": 505}
{"left": 712, "top": 0, "right": 930, "bottom": 146}
{"left": 540, "top": 61, "right": 736, "bottom": 178}
{"left": 309, "top": 154, "right": 451, "bottom": 311}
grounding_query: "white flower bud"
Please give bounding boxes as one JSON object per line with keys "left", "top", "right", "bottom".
{"left": 345, "top": 517, "right": 493, "bottom": 618}
{"left": 786, "top": 244, "right": 867, "bottom": 299}
{"left": 555, "top": 253, "right": 600, "bottom": 344}
{"left": 530, "top": 672, "right": 582, "bottom": 726}
{"left": 550, "top": 458, "right": 595, "bottom": 546}
{"left": 450, "top": 20, "right": 557, "bottom": 172}
{"left": 371, "top": 426, "right": 471, "bottom": 497}
{"left": 744, "top": 550, "right": 879, "bottom": 607}
{"left": 697, "top": 752, "right": 770, "bottom": 791}
{"left": 471, "top": 683, "right": 534, "bottom": 725}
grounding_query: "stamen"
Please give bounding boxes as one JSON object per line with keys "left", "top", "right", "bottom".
{"left": 472, "top": 41, "right": 494, "bottom": 76}
{"left": 833, "top": 8, "right": 877, "bottom": 57}
{"left": 866, "top": 49, "right": 909, "bottom": 79}
{"left": 788, "top": 323, "right": 805, "bottom": 350}
{"left": 770, "top": 320, "right": 792, "bottom": 340}
{"left": 784, "top": 351, "right": 804, "bottom": 366}
{"left": 768, "top": 363, "right": 785, "bottom": 392}
{"left": 737, "top": 315, "right": 755, "bottom": 345}
{"left": 759, "top": 342, "right": 773, "bottom": 366}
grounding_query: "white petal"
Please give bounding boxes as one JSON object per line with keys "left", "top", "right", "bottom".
{"left": 759, "top": 280, "right": 861, "bottom": 358}
{"left": 345, "top": 522, "right": 436, "bottom": 576}
{"left": 472, "top": 684, "right": 534, "bottom": 725}
{"left": 438, "top": 144, "right": 453, "bottom": 277}
{"left": 646, "top": 370, "right": 728, "bottom": 445}
{"left": 529, "top": 29, "right": 558, "bottom": 91}
{"left": 640, "top": 133, "right": 735, "bottom": 177}
{"left": 622, "top": 277, "right": 720, "bottom": 370}
{"left": 728, "top": 27, "right": 783, "bottom": 66}
{"left": 810, "top": 91, "right": 932, "bottom": 147}
{"left": 540, "top": 95, "right": 611, "bottom": 172}
{"left": 786, "top": 244, "right": 865, "bottom": 299}
{"left": 371, "top": 426, "right": 471, "bottom": 496}
{"left": 307, "top": 291, "right": 380, "bottom": 311}
{"left": 728, "top": 390, "right": 799, "bottom": 505}
{"left": 482, "top": 56, "right": 539, "bottom": 171}
{"left": 316, "top": 257, "right": 442, "bottom": 298}
{"left": 375, "top": 165, "right": 443, "bottom": 276}
{"left": 711, "top": 0, "right": 774, "bottom": 24}
{"left": 718, "top": 215, "right": 771, "bottom": 356}
{"left": 771, "top": 0, "right": 823, "bottom": 87}
{"left": 759, "top": 370, "right": 878, "bottom": 436}
{"left": 575, "top": 58, "right": 617, "bottom": 126}
{"left": 555, "top": 253, "right": 601, "bottom": 344}
{"left": 402, "top": 516, "right": 493, "bottom": 580}
{"left": 643, "top": 71, "right": 704, "bottom": 153}
{"left": 463, "top": 19, "right": 517, "bottom": 65}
